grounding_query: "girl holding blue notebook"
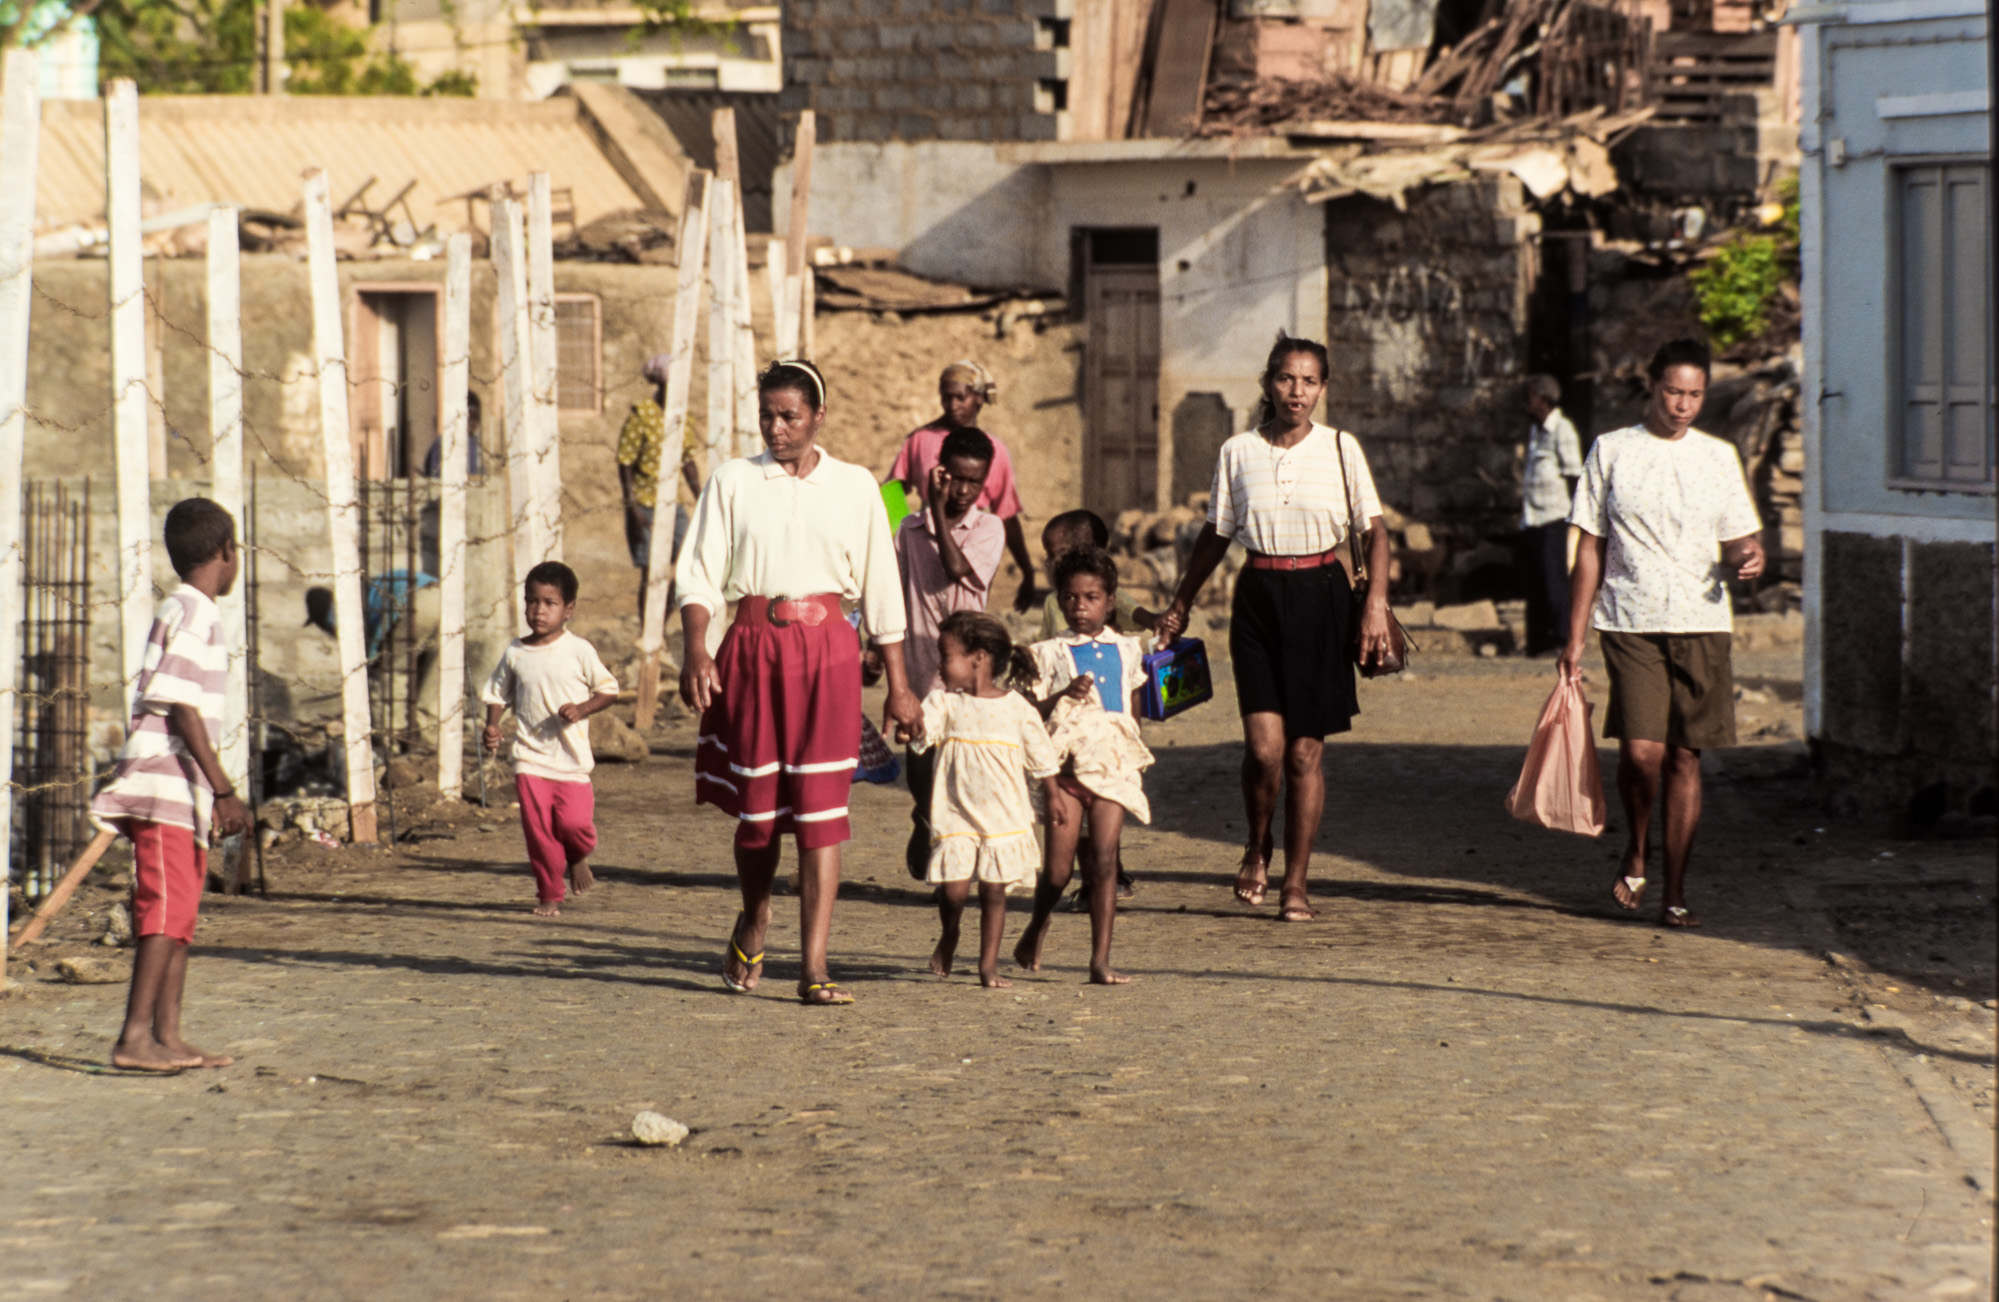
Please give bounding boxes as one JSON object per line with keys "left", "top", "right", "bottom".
{"left": 1013, "top": 547, "right": 1154, "bottom": 985}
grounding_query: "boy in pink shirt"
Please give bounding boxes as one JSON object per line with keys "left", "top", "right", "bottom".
{"left": 482, "top": 562, "right": 620, "bottom": 917}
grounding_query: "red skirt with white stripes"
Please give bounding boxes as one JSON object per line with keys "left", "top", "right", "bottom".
{"left": 694, "top": 606, "right": 862, "bottom": 849}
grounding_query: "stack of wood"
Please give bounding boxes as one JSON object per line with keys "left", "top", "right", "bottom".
{"left": 1193, "top": 0, "right": 1652, "bottom": 134}
{"left": 1199, "top": 73, "right": 1456, "bottom": 134}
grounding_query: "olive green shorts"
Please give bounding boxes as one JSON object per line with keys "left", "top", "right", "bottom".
{"left": 1598, "top": 630, "right": 1736, "bottom": 750}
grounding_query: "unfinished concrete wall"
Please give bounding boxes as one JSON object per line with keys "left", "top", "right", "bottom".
{"left": 1815, "top": 533, "right": 1997, "bottom": 820}
{"left": 781, "top": 0, "right": 1063, "bottom": 142}
{"left": 1321, "top": 176, "right": 1538, "bottom": 539}
{"left": 25, "top": 256, "right": 686, "bottom": 639}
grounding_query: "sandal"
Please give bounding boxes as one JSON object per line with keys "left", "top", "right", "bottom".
{"left": 1277, "top": 896, "right": 1318, "bottom": 923}
{"left": 722, "top": 913, "right": 763, "bottom": 993}
{"left": 1613, "top": 875, "right": 1646, "bottom": 912}
{"left": 799, "top": 982, "right": 854, "bottom": 1006}
{"left": 1661, "top": 906, "right": 1702, "bottom": 929}
{"left": 1233, "top": 856, "right": 1268, "bottom": 908}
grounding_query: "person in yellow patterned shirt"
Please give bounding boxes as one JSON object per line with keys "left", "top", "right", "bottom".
{"left": 617, "top": 354, "right": 703, "bottom": 613}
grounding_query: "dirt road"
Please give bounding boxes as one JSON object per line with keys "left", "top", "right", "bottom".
{"left": 3, "top": 651, "right": 1992, "bottom": 1300}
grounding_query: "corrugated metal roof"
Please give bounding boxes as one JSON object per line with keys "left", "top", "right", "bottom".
{"left": 35, "top": 95, "right": 647, "bottom": 232}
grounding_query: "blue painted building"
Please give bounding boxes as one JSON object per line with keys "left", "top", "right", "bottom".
{"left": 1794, "top": 0, "right": 1994, "bottom": 818}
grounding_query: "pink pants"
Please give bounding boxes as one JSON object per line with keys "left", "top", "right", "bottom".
{"left": 516, "top": 774, "right": 597, "bottom": 902}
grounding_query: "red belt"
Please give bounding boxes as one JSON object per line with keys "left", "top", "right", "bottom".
{"left": 1246, "top": 549, "right": 1340, "bottom": 571}
{"left": 735, "top": 593, "right": 843, "bottom": 628}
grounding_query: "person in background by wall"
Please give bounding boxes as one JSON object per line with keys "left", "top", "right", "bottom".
{"left": 421, "top": 391, "right": 485, "bottom": 479}
{"left": 1560, "top": 338, "right": 1765, "bottom": 929}
{"left": 1518, "top": 373, "right": 1585, "bottom": 654}
{"left": 618, "top": 354, "right": 703, "bottom": 615}
{"left": 888, "top": 360, "right": 1038, "bottom": 612}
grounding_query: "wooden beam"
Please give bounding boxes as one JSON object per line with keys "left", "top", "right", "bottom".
{"left": 706, "top": 174, "right": 738, "bottom": 472}
{"left": 633, "top": 171, "right": 708, "bottom": 734}
{"left": 783, "top": 110, "right": 815, "bottom": 355}
{"left": 303, "top": 168, "right": 379, "bottom": 844}
{"left": 436, "top": 233, "right": 471, "bottom": 800}
{"left": 205, "top": 204, "right": 249, "bottom": 887}
{"left": 526, "top": 172, "right": 562, "bottom": 562}
{"left": 713, "top": 106, "right": 759, "bottom": 457}
{"left": 106, "top": 81, "right": 154, "bottom": 698}
{"left": 491, "top": 197, "right": 538, "bottom": 599}
{"left": 0, "top": 48, "right": 41, "bottom": 974}
{"left": 7, "top": 828, "right": 117, "bottom": 948}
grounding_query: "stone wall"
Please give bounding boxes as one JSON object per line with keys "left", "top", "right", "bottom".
{"left": 1321, "top": 176, "right": 1538, "bottom": 545}
{"left": 1816, "top": 532, "right": 1997, "bottom": 822}
{"left": 780, "top": 0, "right": 1063, "bottom": 143}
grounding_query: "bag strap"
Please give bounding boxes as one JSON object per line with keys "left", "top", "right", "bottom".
{"left": 1332, "top": 429, "right": 1366, "bottom": 585}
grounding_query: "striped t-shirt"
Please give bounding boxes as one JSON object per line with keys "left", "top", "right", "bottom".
{"left": 90, "top": 585, "right": 229, "bottom": 846}
{"left": 1208, "top": 424, "right": 1384, "bottom": 557}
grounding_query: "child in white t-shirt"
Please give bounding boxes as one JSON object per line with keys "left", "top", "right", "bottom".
{"left": 482, "top": 562, "right": 620, "bottom": 917}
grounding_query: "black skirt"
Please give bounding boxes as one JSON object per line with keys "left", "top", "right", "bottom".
{"left": 1229, "top": 563, "right": 1359, "bottom": 739}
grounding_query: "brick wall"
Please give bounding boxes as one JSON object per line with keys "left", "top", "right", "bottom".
{"left": 781, "top": 0, "right": 1064, "bottom": 142}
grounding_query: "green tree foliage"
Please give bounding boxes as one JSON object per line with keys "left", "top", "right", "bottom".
{"left": 1688, "top": 179, "right": 1801, "bottom": 349}
{"left": 90, "top": 0, "right": 473, "bottom": 95}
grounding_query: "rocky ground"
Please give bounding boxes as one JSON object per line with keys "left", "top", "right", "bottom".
{"left": 2, "top": 644, "right": 1992, "bottom": 1301}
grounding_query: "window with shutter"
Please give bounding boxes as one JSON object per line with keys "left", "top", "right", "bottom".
{"left": 1895, "top": 163, "right": 1994, "bottom": 492}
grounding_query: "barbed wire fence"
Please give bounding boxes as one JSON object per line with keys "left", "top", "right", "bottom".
{"left": 4, "top": 66, "right": 775, "bottom": 946}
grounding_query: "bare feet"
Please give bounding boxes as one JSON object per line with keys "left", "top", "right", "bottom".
{"left": 1088, "top": 966, "right": 1131, "bottom": 985}
{"left": 1013, "top": 929, "right": 1045, "bottom": 973}
{"left": 979, "top": 968, "right": 1013, "bottom": 989}
{"left": 1233, "top": 854, "right": 1268, "bottom": 908}
{"left": 162, "top": 1038, "right": 235, "bottom": 1068}
{"left": 567, "top": 859, "right": 596, "bottom": 894}
{"left": 929, "top": 930, "right": 958, "bottom": 978}
{"left": 110, "top": 1034, "right": 198, "bottom": 1072}
{"left": 533, "top": 900, "right": 561, "bottom": 918}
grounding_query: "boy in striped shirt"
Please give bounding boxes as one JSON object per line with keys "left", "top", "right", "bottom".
{"left": 90, "top": 498, "right": 249, "bottom": 1071}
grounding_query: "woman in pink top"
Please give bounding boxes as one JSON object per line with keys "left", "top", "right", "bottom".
{"left": 888, "top": 360, "right": 1038, "bottom": 611}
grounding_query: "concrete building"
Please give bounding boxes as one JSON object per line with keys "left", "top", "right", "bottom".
{"left": 1793, "top": 0, "right": 1994, "bottom": 819}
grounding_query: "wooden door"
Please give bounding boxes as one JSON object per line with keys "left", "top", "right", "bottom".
{"left": 1085, "top": 265, "right": 1161, "bottom": 516}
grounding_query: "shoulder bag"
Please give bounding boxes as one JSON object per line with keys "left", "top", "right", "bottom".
{"left": 1332, "top": 431, "right": 1412, "bottom": 678}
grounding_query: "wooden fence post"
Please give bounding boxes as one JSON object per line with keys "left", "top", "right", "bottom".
{"left": 206, "top": 207, "right": 248, "bottom": 795}
{"left": 106, "top": 80, "right": 154, "bottom": 696}
{"left": 0, "top": 48, "right": 42, "bottom": 972}
{"left": 527, "top": 172, "right": 561, "bottom": 561}
{"left": 436, "top": 233, "right": 471, "bottom": 800}
{"left": 633, "top": 170, "right": 709, "bottom": 734}
{"left": 783, "top": 109, "right": 815, "bottom": 359}
{"left": 492, "top": 197, "right": 537, "bottom": 599}
{"left": 706, "top": 174, "right": 738, "bottom": 471}
{"left": 714, "top": 107, "right": 760, "bottom": 457}
{"left": 765, "top": 236, "right": 792, "bottom": 365}
{"left": 303, "top": 168, "right": 378, "bottom": 844}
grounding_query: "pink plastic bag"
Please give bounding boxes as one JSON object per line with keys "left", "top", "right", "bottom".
{"left": 1504, "top": 677, "right": 1607, "bottom": 837}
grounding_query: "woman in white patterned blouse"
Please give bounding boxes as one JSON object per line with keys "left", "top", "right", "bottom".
{"left": 1154, "top": 336, "right": 1395, "bottom": 923}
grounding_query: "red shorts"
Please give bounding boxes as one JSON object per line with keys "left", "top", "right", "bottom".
{"left": 124, "top": 820, "right": 206, "bottom": 943}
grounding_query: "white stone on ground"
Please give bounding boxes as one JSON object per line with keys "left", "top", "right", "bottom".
{"left": 630, "top": 1112, "right": 688, "bottom": 1147}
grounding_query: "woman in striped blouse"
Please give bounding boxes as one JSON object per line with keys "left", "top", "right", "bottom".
{"left": 1154, "top": 337, "right": 1394, "bottom": 922}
